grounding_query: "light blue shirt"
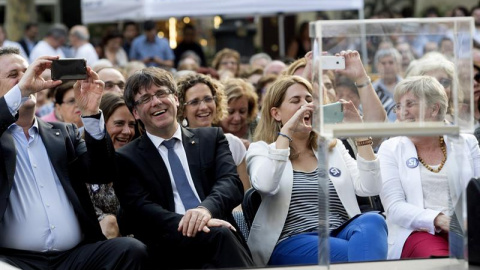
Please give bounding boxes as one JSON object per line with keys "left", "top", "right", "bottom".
{"left": 130, "top": 35, "right": 174, "bottom": 67}
{"left": 0, "top": 85, "right": 104, "bottom": 251}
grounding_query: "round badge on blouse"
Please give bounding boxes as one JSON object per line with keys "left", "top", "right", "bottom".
{"left": 91, "top": 184, "right": 100, "bottom": 193}
{"left": 329, "top": 167, "right": 341, "bottom": 177}
{"left": 406, "top": 157, "right": 419, "bottom": 168}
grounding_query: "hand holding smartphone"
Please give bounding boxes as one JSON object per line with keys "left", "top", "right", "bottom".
{"left": 51, "top": 58, "right": 87, "bottom": 80}
{"left": 321, "top": 56, "right": 345, "bottom": 70}
{"left": 322, "top": 102, "right": 344, "bottom": 124}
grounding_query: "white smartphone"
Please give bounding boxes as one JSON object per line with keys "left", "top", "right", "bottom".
{"left": 321, "top": 56, "right": 345, "bottom": 70}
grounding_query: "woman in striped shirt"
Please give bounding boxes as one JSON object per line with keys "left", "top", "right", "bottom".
{"left": 246, "top": 51, "right": 388, "bottom": 266}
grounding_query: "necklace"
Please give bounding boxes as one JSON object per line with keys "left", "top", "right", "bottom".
{"left": 417, "top": 137, "right": 447, "bottom": 173}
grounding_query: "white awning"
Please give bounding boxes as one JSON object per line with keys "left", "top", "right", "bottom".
{"left": 82, "top": 0, "right": 364, "bottom": 24}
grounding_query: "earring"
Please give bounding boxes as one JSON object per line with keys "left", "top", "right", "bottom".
{"left": 182, "top": 118, "right": 188, "bottom": 127}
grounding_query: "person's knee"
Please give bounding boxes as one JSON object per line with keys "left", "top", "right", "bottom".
{"left": 0, "top": 256, "right": 20, "bottom": 268}
{"left": 359, "top": 212, "right": 387, "bottom": 231}
{"left": 209, "top": 226, "right": 234, "bottom": 238}
{"left": 113, "top": 237, "right": 148, "bottom": 258}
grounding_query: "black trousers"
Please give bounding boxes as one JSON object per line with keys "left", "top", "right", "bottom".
{"left": 148, "top": 226, "right": 254, "bottom": 269}
{"left": 0, "top": 237, "right": 148, "bottom": 270}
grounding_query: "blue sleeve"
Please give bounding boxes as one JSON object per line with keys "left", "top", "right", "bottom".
{"left": 129, "top": 39, "right": 139, "bottom": 60}
{"left": 162, "top": 39, "right": 175, "bottom": 60}
{"left": 81, "top": 112, "right": 106, "bottom": 140}
{"left": 4, "top": 85, "right": 29, "bottom": 116}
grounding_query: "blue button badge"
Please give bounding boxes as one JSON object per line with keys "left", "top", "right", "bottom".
{"left": 406, "top": 157, "right": 419, "bottom": 168}
{"left": 329, "top": 167, "right": 341, "bottom": 177}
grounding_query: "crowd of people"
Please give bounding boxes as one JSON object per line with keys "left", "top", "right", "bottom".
{"left": 0, "top": 4, "right": 480, "bottom": 270}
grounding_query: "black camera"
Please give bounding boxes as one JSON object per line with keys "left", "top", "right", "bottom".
{"left": 51, "top": 58, "right": 87, "bottom": 80}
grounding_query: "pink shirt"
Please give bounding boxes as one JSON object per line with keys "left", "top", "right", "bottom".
{"left": 40, "top": 111, "right": 59, "bottom": 123}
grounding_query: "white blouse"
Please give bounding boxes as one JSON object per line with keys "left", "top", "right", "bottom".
{"left": 225, "top": 133, "right": 246, "bottom": 166}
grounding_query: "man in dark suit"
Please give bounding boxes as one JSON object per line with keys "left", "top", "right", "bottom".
{"left": 0, "top": 47, "right": 147, "bottom": 269}
{"left": 17, "top": 23, "right": 38, "bottom": 57}
{"left": 116, "top": 67, "right": 253, "bottom": 269}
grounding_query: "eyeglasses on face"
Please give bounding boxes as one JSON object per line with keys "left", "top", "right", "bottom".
{"left": 437, "top": 78, "right": 452, "bottom": 89}
{"left": 61, "top": 98, "right": 76, "bottom": 106}
{"left": 393, "top": 100, "right": 419, "bottom": 113}
{"left": 105, "top": 81, "right": 125, "bottom": 90}
{"left": 183, "top": 96, "right": 216, "bottom": 107}
{"left": 134, "top": 89, "right": 172, "bottom": 106}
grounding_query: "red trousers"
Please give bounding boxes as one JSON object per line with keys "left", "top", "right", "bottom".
{"left": 401, "top": 231, "right": 449, "bottom": 259}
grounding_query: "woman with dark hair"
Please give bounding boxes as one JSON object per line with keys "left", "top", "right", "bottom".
{"left": 86, "top": 92, "right": 136, "bottom": 239}
{"left": 176, "top": 74, "right": 249, "bottom": 193}
{"left": 41, "top": 81, "right": 83, "bottom": 129}
{"left": 102, "top": 29, "right": 129, "bottom": 67}
{"left": 287, "top": 22, "right": 311, "bottom": 60}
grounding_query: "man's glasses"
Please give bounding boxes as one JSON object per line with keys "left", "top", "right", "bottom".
{"left": 392, "top": 100, "right": 419, "bottom": 113}
{"left": 134, "top": 89, "right": 172, "bottom": 106}
{"left": 105, "top": 81, "right": 125, "bottom": 90}
{"left": 183, "top": 96, "right": 216, "bottom": 107}
{"left": 438, "top": 78, "right": 452, "bottom": 89}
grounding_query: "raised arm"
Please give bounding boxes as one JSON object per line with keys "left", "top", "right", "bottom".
{"left": 336, "top": 50, "right": 386, "bottom": 123}
{"left": 247, "top": 141, "right": 289, "bottom": 195}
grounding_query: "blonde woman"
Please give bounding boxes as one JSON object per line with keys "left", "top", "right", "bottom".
{"left": 246, "top": 75, "right": 387, "bottom": 266}
{"left": 219, "top": 78, "right": 258, "bottom": 149}
{"left": 212, "top": 48, "right": 241, "bottom": 79}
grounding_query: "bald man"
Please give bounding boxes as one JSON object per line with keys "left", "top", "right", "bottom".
{"left": 69, "top": 25, "right": 98, "bottom": 66}
{"left": 263, "top": 60, "right": 286, "bottom": 75}
{"left": 98, "top": 67, "right": 126, "bottom": 94}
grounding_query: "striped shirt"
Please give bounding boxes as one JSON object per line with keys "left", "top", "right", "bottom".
{"left": 372, "top": 78, "right": 399, "bottom": 122}
{"left": 278, "top": 168, "right": 349, "bottom": 243}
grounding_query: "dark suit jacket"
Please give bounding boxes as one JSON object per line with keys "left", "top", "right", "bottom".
{"left": 0, "top": 97, "right": 116, "bottom": 244}
{"left": 17, "top": 38, "right": 36, "bottom": 57}
{"left": 115, "top": 126, "right": 244, "bottom": 244}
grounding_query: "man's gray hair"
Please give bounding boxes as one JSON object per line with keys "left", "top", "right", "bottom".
{"left": 249, "top": 53, "right": 272, "bottom": 66}
{"left": 46, "top": 24, "right": 68, "bottom": 39}
{"left": 374, "top": 48, "right": 401, "bottom": 66}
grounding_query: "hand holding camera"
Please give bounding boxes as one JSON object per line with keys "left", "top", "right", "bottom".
{"left": 73, "top": 66, "right": 105, "bottom": 116}
{"left": 18, "top": 56, "right": 63, "bottom": 98}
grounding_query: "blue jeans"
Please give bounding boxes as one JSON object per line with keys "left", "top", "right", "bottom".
{"left": 269, "top": 212, "right": 387, "bottom": 265}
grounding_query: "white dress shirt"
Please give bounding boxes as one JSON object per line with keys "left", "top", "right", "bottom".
{"left": 146, "top": 125, "right": 201, "bottom": 214}
{"left": 0, "top": 85, "right": 105, "bottom": 252}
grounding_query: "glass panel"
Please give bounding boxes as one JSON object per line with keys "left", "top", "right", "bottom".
{"left": 310, "top": 17, "right": 474, "bottom": 268}
{"left": 310, "top": 17, "right": 474, "bottom": 138}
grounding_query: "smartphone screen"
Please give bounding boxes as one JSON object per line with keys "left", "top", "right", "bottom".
{"left": 322, "top": 102, "right": 344, "bottom": 124}
{"left": 51, "top": 58, "right": 87, "bottom": 80}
